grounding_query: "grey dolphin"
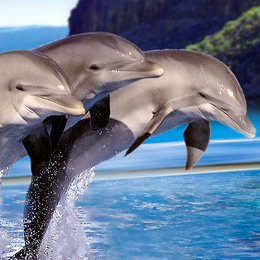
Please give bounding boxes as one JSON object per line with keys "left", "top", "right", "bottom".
{"left": 69, "top": 49, "right": 256, "bottom": 171}
{"left": 123, "top": 50, "right": 256, "bottom": 168}
{"left": 34, "top": 32, "right": 164, "bottom": 129}
{"left": 11, "top": 49, "right": 255, "bottom": 259}
{"left": 0, "top": 50, "right": 84, "bottom": 172}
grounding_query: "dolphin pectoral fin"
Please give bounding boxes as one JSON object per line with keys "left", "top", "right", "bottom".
{"left": 90, "top": 95, "right": 110, "bottom": 131}
{"left": 22, "top": 123, "right": 52, "bottom": 176}
{"left": 125, "top": 106, "right": 172, "bottom": 156}
{"left": 49, "top": 115, "right": 67, "bottom": 150}
{"left": 124, "top": 133, "right": 151, "bottom": 156}
{"left": 183, "top": 120, "right": 210, "bottom": 170}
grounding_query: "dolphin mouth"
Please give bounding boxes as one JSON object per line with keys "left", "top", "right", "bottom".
{"left": 211, "top": 104, "right": 256, "bottom": 138}
{"left": 38, "top": 95, "right": 85, "bottom": 116}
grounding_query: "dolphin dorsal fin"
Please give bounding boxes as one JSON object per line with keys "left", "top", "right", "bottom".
{"left": 183, "top": 120, "right": 210, "bottom": 170}
{"left": 125, "top": 106, "right": 172, "bottom": 156}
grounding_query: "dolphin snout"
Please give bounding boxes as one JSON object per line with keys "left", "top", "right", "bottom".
{"left": 239, "top": 115, "right": 256, "bottom": 138}
{"left": 39, "top": 94, "right": 85, "bottom": 116}
{"left": 115, "top": 59, "right": 164, "bottom": 79}
{"left": 134, "top": 60, "right": 164, "bottom": 78}
{"left": 143, "top": 60, "right": 164, "bottom": 77}
{"left": 220, "top": 111, "right": 256, "bottom": 139}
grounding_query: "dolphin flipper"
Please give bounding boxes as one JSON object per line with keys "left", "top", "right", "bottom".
{"left": 183, "top": 120, "right": 210, "bottom": 170}
{"left": 89, "top": 95, "right": 110, "bottom": 131}
{"left": 49, "top": 115, "right": 68, "bottom": 149}
{"left": 22, "top": 116, "right": 67, "bottom": 176}
{"left": 125, "top": 106, "right": 172, "bottom": 156}
{"left": 22, "top": 123, "right": 52, "bottom": 176}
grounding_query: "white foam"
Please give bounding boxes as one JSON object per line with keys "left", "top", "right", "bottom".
{"left": 38, "top": 168, "right": 95, "bottom": 260}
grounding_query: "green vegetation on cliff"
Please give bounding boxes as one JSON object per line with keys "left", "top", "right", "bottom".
{"left": 187, "top": 6, "right": 260, "bottom": 60}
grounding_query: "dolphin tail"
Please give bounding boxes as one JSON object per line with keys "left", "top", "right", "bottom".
{"left": 124, "top": 106, "right": 172, "bottom": 156}
{"left": 183, "top": 120, "right": 210, "bottom": 170}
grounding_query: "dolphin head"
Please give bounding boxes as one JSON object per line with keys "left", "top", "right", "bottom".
{"left": 71, "top": 33, "right": 164, "bottom": 100}
{"left": 0, "top": 50, "right": 84, "bottom": 125}
{"left": 193, "top": 55, "right": 256, "bottom": 138}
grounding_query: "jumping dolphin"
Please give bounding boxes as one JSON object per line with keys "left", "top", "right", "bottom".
{"left": 123, "top": 50, "right": 256, "bottom": 166}
{"left": 0, "top": 33, "right": 164, "bottom": 173}
{"left": 11, "top": 49, "right": 256, "bottom": 259}
{"left": 0, "top": 50, "right": 84, "bottom": 172}
{"left": 33, "top": 32, "right": 164, "bottom": 130}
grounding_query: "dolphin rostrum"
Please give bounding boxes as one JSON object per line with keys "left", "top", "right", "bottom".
{"left": 11, "top": 49, "right": 256, "bottom": 259}
{"left": 0, "top": 50, "right": 84, "bottom": 172}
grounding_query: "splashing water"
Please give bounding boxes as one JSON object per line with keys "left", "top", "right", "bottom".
{"left": 0, "top": 168, "right": 27, "bottom": 259}
{"left": 0, "top": 228, "right": 8, "bottom": 256}
{"left": 0, "top": 175, "right": 24, "bottom": 259}
{"left": 0, "top": 171, "right": 8, "bottom": 257}
{"left": 0, "top": 165, "right": 11, "bottom": 177}
{"left": 38, "top": 168, "right": 96, "bottom": 260}
{"left": 0, "top": 187, "right": 9, "bottom": 257}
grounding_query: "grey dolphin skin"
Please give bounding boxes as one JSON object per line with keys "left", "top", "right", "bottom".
{"left": 0, "top": 50, "right": 84, "bottom": 172}
{"left": 0, "top": 32, "right": 164, "bottom": 173}
{"left": 11, "top": 50, "right": 256, "bottom": 259}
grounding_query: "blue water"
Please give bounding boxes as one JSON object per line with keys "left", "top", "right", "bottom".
{"left": 2, "top": 111, "right": 260, "bottom": 258}
{"left": 1, "top": 170, "right": 260, "bottom": 259}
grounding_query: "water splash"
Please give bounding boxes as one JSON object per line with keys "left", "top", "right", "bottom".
{"left": 0, "top": 178, "right": 24, "bottom": 259}
{"left": 0, "top": 165, "right": 11, "bottom": 177}
{"left": 0, "top": 186, "right": 9, "bottom": 258}
{"left": 38, "top": 168, "right": 96, "bottom": 260}
{"left": 0, "top": 171, "right": 8, "bottom": 258}
{"left": 0, "top": 228, "right": 9, "bottom": 257}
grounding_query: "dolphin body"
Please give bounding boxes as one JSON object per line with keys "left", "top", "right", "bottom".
{"left": 11, "top": 50, "right": 256, "bottom": 259}
{"left": 2, "top": 32, "right": 164, "bottom": 173}
{"left": 0, "top": 50, "right": 84, "bottom": 174}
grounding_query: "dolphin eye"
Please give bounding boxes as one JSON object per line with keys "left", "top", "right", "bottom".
{"left": 16, "top": 84, "right": 24, "bottom": 91}
{"left": 89, "top": 65, "right": 100, "bottom": 71}
{"left": 199, "top": 93, "right": 207, "bottom": 98}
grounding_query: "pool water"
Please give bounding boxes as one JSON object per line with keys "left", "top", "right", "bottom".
{"left": 1, "top": 109, "right": 260, "bottom": 259}
{"left": 1, "top": 170, "right": 260, "bottom": 259}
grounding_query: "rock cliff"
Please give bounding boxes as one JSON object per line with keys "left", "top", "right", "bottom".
{"left": 69, "top": 0, "right": 260, "bottom": 50}
{"left": 69, "top": 0, "right": 260, "bottom": 106}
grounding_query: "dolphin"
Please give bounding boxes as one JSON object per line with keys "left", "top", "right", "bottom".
{"left": 0, "top": 50, "right": 84, "bottom": 173}
{"left": 11, "top": 49, "right": 256, "bottom": 259}
{"left": 33, "top": 32, "right": 164, "bottom": 130}
{"left": 0, "top": 33, "right": 164, "bottom": 173}
{"left": 123, "top": 50, "right": 256, "bottom": 167}
{"left": 66, "top": 49, "right": 256, "bottom": 171}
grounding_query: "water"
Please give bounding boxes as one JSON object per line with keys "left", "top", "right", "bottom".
{"left": 1, "top": 109, "right": 260, "bottom": 259}
{"left": 1, "top": 170, "right": 260, "bottom": 259}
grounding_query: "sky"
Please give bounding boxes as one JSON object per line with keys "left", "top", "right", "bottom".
{"left": 0, "top": 0, "right": 78, "bottom": 27}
